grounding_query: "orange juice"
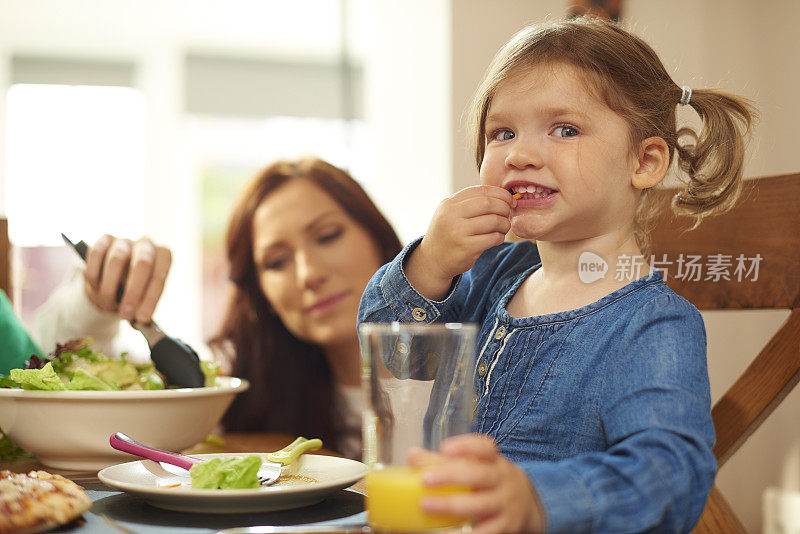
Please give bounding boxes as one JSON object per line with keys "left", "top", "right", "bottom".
{"left": 366, "top": 466, "right": 470, "bottom": 532}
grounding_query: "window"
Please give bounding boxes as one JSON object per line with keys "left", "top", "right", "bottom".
{"left": 3, "top": 83, "right": 145, "bottom": 326}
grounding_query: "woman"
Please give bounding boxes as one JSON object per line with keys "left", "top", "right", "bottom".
{"left": 209, "top": 158, "right": 401, "bottom": 457}
{"left": 34, "top": 157, "right": 399, "bottom": 458}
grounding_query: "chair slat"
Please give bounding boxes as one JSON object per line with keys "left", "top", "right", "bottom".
{"left": 650, "top": 173, "right": 800, "bottom": 310}
{"left": 711, "top": 308, "right": 800, "bottom": 466}
{"left": 0, "top": 217, "right": 10, "bottom": 299}
{"left": 691, "top": 485, "right": 748, "bottom": 534}
{"left": 651, "top": 173, "right": 800, "bottom": 531}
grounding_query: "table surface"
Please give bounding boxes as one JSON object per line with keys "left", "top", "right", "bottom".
{"left": 1, "top": 432, "right": 368, "bottom": 534}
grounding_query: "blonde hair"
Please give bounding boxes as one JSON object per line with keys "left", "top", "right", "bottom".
{"left": 469, "top": 16, "right": 757, "bottom": 250}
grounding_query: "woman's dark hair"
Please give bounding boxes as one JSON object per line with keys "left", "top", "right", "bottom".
{"left": 209, "top": 157, "right": 402, "bottom": 450}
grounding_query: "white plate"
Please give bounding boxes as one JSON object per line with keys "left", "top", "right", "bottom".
{"left": 97, "top": 453, "right": 367, "bottom": 514}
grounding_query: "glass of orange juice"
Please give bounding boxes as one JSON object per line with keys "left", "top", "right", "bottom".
{"left": 359, "top": 322, "right": 477, "bottom": 533}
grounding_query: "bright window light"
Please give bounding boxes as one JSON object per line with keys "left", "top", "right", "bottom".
{"left": 4, "top": 84, "right": 146, "bottom": 246}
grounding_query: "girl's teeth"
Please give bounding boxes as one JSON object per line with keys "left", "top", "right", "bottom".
{"left": 512, "top": 185, "right": 555, "bottom": 197}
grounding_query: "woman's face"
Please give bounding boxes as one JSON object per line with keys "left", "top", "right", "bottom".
{"left": 252, "top": 178, "right": 384, "bottom": 351}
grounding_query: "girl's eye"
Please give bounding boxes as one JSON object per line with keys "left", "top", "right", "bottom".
{"left": 552, "top": 125, "right": 579, "bottom": 138}
{"left": 318, "top": 228, "right": 343, "bottom": 244}
{"left": 491, "top": 129, "right": 515, "bottom": 141}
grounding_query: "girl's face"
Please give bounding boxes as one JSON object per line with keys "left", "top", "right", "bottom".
{"left": 252, "top": 178, "right": 383, "bottom": 351}
{"left": 479, "top": 62, "right": 641, "bottom": 242}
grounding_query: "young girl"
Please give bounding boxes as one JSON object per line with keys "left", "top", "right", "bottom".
{"left": 358, "top": 16, "right": 755, "bottom": 533}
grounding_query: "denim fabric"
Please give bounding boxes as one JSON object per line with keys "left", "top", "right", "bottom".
{"left": 358, "top": 238, "right": 716, "bottom": 533}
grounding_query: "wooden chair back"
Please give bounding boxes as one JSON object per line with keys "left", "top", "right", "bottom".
{"left": 648, "top": 173, "right": 800, "bottom": 533}
{"left": 0, "top": 217, "right": 11, "bottom": 299}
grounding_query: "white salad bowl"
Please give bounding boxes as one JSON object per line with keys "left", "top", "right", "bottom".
{"left": 0, "top": 376, "right": 249, "bottom": 470}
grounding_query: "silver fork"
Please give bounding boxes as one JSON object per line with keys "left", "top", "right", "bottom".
{"left": 254, "top": 436, "right": 323, "bottom": 484}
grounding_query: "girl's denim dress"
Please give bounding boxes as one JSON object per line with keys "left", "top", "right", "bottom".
{"left": 357, "top": 238, "right": 716, "bottom": 534}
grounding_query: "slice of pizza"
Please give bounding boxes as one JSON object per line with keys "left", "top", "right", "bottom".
{"left": 0, "top": 470, "right": 92, "bottom": 534}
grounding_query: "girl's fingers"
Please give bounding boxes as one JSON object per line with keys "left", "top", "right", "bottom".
{"left": 462, "top": 213, "right": 512, "bottom": 237}
{"left": 84, "top": 234, "right": 113, "bottom": 289}
{"left": 423, "top": 463, "right": 502, "bottom": 490}
{"left": 416, "top": 434, "right": 545, "bottom": 534}
{"left": 468, "top": 515, "right": 519, "bottom": 534}
{"left": 419, "top": 184, "right": 513, "bottom": 283}
{"left": 134, "top": 246, "right": 171, "bottom": 324}
{"left": 440, "top": 433, "right": 499, "bottom": 459}
{"left": 438, "top": 229, "right": 505, "bottom": 257}
{"left": 407, "top": 447, "right": 442, "bottom": 467}
{"left": 456, "top": 233, "right": 507, "bottom": 258}
{"left": 421, "top": 489, "right": 501, "bottom": 519}
{"left": 454, "top": 195, "right": 513, "bottom": 220}
{"left": 452, "top": 184, "right": 514, "bottom": 203}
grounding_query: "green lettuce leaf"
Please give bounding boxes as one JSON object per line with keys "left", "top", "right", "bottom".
{"left": 0, "top": 426, "right": 31, "bottom": 460}
{"left": 189, "top": 455, "right": 262, "bottom": 489}
{"left": 67, "top": 368, "right": 121, "bottom": 391}
{"left": 136, "top": 369, "right": 165, "bottom": 390}
{"left": 9, "top": 362, "right": 66, "bottom": 390}
{"left": 200, "top": 360, "right": 221, "bottom": 387}
{"left": 63, "top": 358, "right": 139, "bottom": 388}
{"left": 0, "top": 375, "right": 19, "bottom": 388}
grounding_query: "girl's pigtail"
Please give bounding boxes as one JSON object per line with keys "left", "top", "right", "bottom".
{"left": 672, "top": 89, "right": 757, "bottom": 226}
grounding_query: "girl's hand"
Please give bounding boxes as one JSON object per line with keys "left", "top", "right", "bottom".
{"left": 408, "top": 433, "right": 545, "bottom": 534}
{"left": 83, "top": 234, "right": 172, "bottom": 324}
{"left": 405, "top": 185, "right": 513, "bottom": 300}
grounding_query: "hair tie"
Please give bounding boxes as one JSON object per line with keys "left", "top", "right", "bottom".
{"left": 679, "top": 86, "right": 692, "bottom": 106}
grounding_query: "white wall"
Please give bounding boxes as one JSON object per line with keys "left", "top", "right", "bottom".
{"left": 360, "top": 1, "right": 451, "bottom": 243}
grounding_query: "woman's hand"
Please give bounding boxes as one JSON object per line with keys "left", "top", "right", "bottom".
{"left": 405, "top": 186, "right": 513, "bottom": 300}
{"left": 83, "top": 235, "right": 172, "bottom": 324}
{"left": 408, "top": 433, "right": 545, "bottom": 534}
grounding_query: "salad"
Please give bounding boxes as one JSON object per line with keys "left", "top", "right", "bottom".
{"left": 190, "top": 455, "right": 263, "bottom": 489}
{"left": 0, "top": 338, "right": 220, "bottom": 391}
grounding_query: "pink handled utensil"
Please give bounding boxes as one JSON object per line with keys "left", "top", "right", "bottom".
{"left": 110, "top": 432, "right": 202, "bottom": 471}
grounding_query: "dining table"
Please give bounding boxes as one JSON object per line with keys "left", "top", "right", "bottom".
{"left": 0, "top": 432, "right": 368, "bottom": 534}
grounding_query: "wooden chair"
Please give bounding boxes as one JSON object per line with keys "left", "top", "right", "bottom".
{"left": 648, "top": 173, "right": 800, "bottom": 533}
{"left": 0, "top": 216, "right": 11, "bottom": 299}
